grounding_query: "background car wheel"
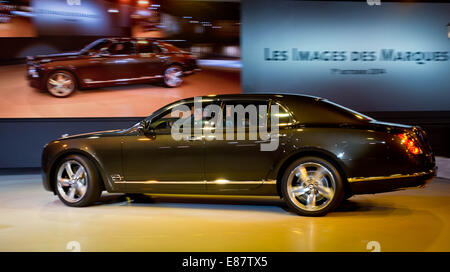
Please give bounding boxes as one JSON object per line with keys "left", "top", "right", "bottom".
{"left": 163, "top": 65, "right": 183, "bottom": 87}
{"left": 281, "top": 156, "right": 344, "bottom": 216}
{"left": 47, "top": 71, "right": 76, "bottom": 98}
{"left": 54, "top": 154, "right": 102, "bottom": 207}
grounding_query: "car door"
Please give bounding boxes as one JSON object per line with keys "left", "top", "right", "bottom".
{"left": 77, "top": 40, "right": 140, "bottom": 84}
{"left": 76, "top": 39, "right": 113, "bottom": 83}
{"left": 204, "top": 99, "right": 288, "bottom": 193}
{"left": 135, "top": 40, "right": 166, "bottom": 77}
{"left": 101, "top": 41, "right": 140, "bottom": 81}
{"left": 121, "top": 101, "right": 206, "bottom": 194}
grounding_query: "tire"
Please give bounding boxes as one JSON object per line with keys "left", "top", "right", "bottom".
{"left": 281, "top": 156, "right": 344, "bottom": 216}
{"left": 46, "top": 70, "right": 77, "bottom": 98}
{"left": 54, "top": 154, "right": 102, "bottom": 207}
{"left": 163, "top": 65, "right": 183, "bottom": 87}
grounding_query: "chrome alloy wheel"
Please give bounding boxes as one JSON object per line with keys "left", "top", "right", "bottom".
{"left": 164, "top": 66, "right": 183, "bottom": 87}
{"left": 47, "top": 72, "right": 75, "bottom": 97}
{"left": 287, "top": 162, "right": 336, "bottom": 211}
{"left": 56, "top": 160, "right": 88, "bottom": 203}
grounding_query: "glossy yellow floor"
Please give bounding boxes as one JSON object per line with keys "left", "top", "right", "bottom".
{"left": 0, "top": 174, "right": 449, "bottom": 252}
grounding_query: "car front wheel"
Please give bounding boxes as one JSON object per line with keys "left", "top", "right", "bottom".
{"left": 163, "top": 65, "right": 183, "bottom": 87}
{"left": 281, "top": 157, "right": 344, "bottom": 216}
{"left": 47, "top": 71, "right": 76, "bottom": 97}
{"left": 54, "top": 154, "right": 102, "bottom": 207}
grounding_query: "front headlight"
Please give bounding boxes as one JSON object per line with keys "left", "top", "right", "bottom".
{"left": 28, "top": 67, "right": 39, "bottom": 78}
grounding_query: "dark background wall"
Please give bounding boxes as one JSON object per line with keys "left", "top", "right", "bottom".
{"left": 0, "top": 36, "right": 109, "bottom": 63}
{"left": 0, "top": 112, "right": 449, "bottom": 169}
{"left": 0, "top": 117, "right": 141, "bottom": 168}
{"left": 0, "top": 0, "right": 132, "bottom": 62}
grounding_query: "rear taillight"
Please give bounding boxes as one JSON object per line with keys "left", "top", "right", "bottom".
{"left": 398, "top": 133, "right": 422, "bottom": 155}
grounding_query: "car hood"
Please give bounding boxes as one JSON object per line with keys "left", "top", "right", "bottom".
{"left": 28, "top": 51, "right": 82, "bottom": 63}
{"left": 59, "top": 129, "right": 123, "bottom": 140}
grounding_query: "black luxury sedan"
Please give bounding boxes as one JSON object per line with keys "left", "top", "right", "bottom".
{"left": 27, "top": 38, "right": 200, "bottom": 97}
{"left": 41, "top": 94, "right": 436, "bottom": 216}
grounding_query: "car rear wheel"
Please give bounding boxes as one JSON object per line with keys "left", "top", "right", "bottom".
{"left": 47, "top": 71, "right": 76, "bottom": 97}
{"left": 54, "top": 154, "right": 102, "bottom": 207}
{"left": 281, "top": 157, "right": 344, "bottom": 216}
{"left": 163, "top": 65, "right": 183, "bottom": 87}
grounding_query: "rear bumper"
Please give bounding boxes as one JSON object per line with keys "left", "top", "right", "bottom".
{"left": 349, "top": 168, "right": 436, "bottom": 195}
{"left": 183, "top": 59, "right": 201, "bottom": 75}
{"left": 183, "top": 67, "right": 202, "bottom": 76}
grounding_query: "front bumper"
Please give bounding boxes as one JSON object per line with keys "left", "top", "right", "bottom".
{"left": 28, "top": 77, "right": 44, "bottom": 89}
{"left": 41, "top": 169, "right": 53, "bottom": 192}
{"left": 349, "top": 168, "right": 436, "bottom": 195}
{"left": 26, "top": 66, "right": 45, "bottom": 89}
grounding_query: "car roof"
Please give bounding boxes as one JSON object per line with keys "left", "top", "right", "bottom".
{"left": 149, "top": 93, "right": 369, "bottom": 125}
{"left": 150, "top": 93, "right": 322, "bottom": 116}
{"left": 180, "top": 93, "right": 324, "bottom": 103}
{"left": 106, "top": 37, "right": 156, "bottom": 43}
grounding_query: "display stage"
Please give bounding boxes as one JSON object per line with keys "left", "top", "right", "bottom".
{"left": 0, "top": 172, "right": 449, "bottom": 252}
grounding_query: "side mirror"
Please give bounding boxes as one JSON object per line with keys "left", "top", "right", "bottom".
{"left": 138, "top": 120, "right": 155, "bottom": 137}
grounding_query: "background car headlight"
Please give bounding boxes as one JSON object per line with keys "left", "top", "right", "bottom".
{"left": 28, "top": 67, "right": 39, "bottom": 78}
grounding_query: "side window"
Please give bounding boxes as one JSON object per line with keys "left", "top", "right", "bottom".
{"left": 222, "top": 100, "right": 269, "bottom": 131}
{"left": 270, "top": 102, "right": 292, "bottom": 127}
{"left": 109, "top": 41, "right": 135, "bottom": 56}
{"left": 137, "top": 41, "right": 160, "bottom": 54}
{"left": 150, "top": 102, "right": 221, "bottom": 134}
{"left": 150, "top": 106, "right": 192, "bottom": 135}
{"left": 84, "top": 39, "right": 110, "bottom": 55}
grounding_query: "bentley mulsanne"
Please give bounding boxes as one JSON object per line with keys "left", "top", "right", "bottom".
{"left": 41, "top": 94, "right": 436, "bottom": 216}
{"left": 27, "top": 38, "right": 199, "bottom": 97}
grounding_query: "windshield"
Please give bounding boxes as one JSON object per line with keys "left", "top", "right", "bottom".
{"left": 130, "top": 99, "right": 192, "bottom": 129}
{"left": 158, "top": 42, "right": 183, "bottom": 53}
{"left": 81, "top": 39, "right": 110, "bottom": 54}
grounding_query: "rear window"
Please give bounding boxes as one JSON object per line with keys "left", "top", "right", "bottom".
{"left": 320, "top": 100, "right": 373, "bottom": 122}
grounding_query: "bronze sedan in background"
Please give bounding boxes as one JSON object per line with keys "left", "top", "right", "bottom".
{"left": 27, "top": 38, "right": 200, "bottom": 97}
{"left": 41, "top": 94, "right": 436, "bottom": 216}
